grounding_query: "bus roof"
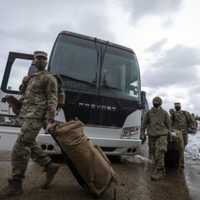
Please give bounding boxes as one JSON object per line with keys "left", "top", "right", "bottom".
{"left": 58, "top": 31, "right": 136, "bottom": 55}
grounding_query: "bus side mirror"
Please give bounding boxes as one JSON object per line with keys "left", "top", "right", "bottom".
{"left": 140, "top": 91, "right": 146, "bottom": 109}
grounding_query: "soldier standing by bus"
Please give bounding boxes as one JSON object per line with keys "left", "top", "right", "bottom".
{"left": 0, "top": 51, "right": 59, "bottom": 198}
{"left": 140, "top": 96, "right": 171, "bottom": 181}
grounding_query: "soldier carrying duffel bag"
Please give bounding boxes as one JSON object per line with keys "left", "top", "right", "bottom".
{"left": 47, "top": 119, "right": 118, "bottom": 199}
{"left": 165, "top": 129, "right": 184, "bottom": 171}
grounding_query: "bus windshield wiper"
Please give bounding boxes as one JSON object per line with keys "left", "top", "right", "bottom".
{"left": 60, "top": 74, "right": 96, "bottom": 87}
{"left": 101, "top": 82, "right": 121, "bottom": 91}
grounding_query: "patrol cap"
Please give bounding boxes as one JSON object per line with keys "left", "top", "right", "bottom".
{"left": 33, "top": 51, "right": 48, "bottom": 59}
{"left": 152, "top": 96, "right": 162, "bottom": 105}
{"left": 174, "top": 102, "right": 181, "bottom": 106}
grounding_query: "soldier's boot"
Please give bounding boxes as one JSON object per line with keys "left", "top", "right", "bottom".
{"left": 0, "top": 178, "right": 23, "bottom": 199}
{"left": 42, "top": 163, "right": 60, "bottom": 189}
{"left": 180, "top": 161, "right": 185, "bottom": 169}
{"left": 179, "top": 158, "right": 185, "bottom": 171}
{"left": 178, "top": 162, "right": 184, "bottom": 174}
{"left": 151, "top": 169, "right": 165, "bottom": 181}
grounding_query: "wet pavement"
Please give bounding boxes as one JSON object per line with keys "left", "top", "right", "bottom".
{"left": 0, "top": 133, "right": 200, "bottom": 200}
{"left": 184, "top": 160, "right": 200, "bottom": 200}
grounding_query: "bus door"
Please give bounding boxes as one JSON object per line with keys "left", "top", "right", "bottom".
{"left": 0, "top": 52, "right": 33, "bottom": 126}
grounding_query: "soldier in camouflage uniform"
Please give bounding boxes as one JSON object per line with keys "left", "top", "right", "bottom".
{"left": 140, "top": 96, "right": 170, "bottom": 181}
{"left": 190, "top": 113, "right": 197, "bottom": 132}
{"left": 170, "top": 102, "right": 193, "bottom": 169}
{"left": 170, "top": 102, "right": 192, "bottom": 147}
{"left": 0, "top": 51, "right": 59, "bottom": 198}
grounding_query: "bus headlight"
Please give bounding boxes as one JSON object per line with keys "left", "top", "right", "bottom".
{"left": 121, "top": 127, "right": 140, "bottom": 139}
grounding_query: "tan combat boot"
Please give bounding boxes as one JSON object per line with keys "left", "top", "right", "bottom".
{"left": 0, "top": 178, "right": 23, "bottom": 199}
{"left": 42, "top": 163, "right": 60, "bottom": 189}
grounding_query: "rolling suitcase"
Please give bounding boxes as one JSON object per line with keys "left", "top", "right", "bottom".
{"left": 49, "top": 120, "right": 117, "bottom": 198}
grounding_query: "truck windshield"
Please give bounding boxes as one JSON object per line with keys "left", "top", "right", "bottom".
{"left": 49, "top": 34, "right": 140, "bottom": 99}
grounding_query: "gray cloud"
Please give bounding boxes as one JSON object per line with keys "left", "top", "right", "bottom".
{"left": 142, "top": 45, "right": 200, "bottom": 88}
{"left": 143, "top": 86, "right": 199, "bottom": 114}
{"left": 141, "top": 43, "right": 200, "bottom": 113}
{"left": 76, "top": 14, "right": 115, "bottom": 41}
{"left": 161, "top": 18, "right": 174, "bottom": 28}
{"left": 156, "top": 45, "right": 200, "bottom": 68}
{"left": 145, "top": 38, "right": 168, "bottom": 52}
{"left": 189, "top": 85, "right": 200, "bottom": 95}
{"left": 0, "top": 0, "right": 114, "bottom": 44}
{"left": 48, "top": 13, "right": 115, "bottom": 42}
{"left": 120, "top": 0, "right": 183, "bottom": 22}
{"left": 0, "top": 0, "right": 115, "bottom": 81}
{"left": 187, "top": 94, "right": 200, "bottom": 114}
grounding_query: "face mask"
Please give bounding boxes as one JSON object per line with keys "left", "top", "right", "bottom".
{"left": 175, "top": 106, "right": 181, "bottom": 111}
{"left": 35, "top": 63, "right": 46, "bottom": 71}
{"left": 153, "top": 103, "right": 160, "bottom": 108}
{"left": 35, "top": 57, "right": 47, "bottom": 71}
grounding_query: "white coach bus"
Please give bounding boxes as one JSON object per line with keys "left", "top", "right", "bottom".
{"left": 0, "top": 31, "right": 143, "bottom": 156}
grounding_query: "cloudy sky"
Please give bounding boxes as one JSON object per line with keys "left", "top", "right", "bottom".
{"left": 0, "top": 0, "right": 200, "bottom": 114}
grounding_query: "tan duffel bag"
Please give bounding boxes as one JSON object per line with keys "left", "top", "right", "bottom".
{"left": 51, "top": 120, "right": 117, "bottom": 198}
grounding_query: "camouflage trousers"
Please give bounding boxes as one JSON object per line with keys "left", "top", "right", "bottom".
{"left": 175, "top": 130, "right": 185, "bottom": 168}
{"left": 11, "top": 119, "right": 51, "bottom": 180}
{"left": 182, "top": 130, "right": 188, "bottom": 148}
{"left": 148, "top": 136, "right": 168, "bottom": 172}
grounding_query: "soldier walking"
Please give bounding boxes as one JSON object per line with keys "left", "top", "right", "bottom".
{"left": 170, "top": 102, "right": 193, "bottom": 169}
{"left": 140, "top": 96, "right": 171, "bottom": 181}
{"left": 0, "top": 51, "right": 59, "bottom": 198}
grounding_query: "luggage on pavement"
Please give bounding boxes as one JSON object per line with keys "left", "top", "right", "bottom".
{"left": 165, "top": 130, "right": 184, "bottom": 168}
{"left": 49, "top": 120, "right": 117, "bottom": 198}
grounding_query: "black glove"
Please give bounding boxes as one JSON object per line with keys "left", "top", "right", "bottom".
{"left": 140, "top": 133, "right": 146, "bottom": 144}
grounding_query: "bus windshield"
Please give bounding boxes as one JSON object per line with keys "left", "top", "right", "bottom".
{"left": 49, "top": 33, "right": 140, "bottom": 100}
{"left": 49, "top": 34, "right": 98, "bottom": 93}
{"left": 100, "top": 46, "right": 140, "bottom": 99}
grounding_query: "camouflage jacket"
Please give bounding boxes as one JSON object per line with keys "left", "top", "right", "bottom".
{"left": 170, "top": 110, "right": 191, "bottom": 131}
{"left": 19, "top": 71, "right": 58, "bottom": 120}
{"left": 142, "top": 107, "right": 171, "bottom": 137}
